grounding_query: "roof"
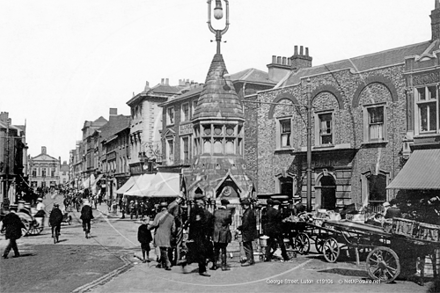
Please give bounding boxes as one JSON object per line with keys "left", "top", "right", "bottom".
{"left": 387, "top": 149, "right": 440, "bottom": 190}
{"left": 127, "top": 83, "right": 185, "bottom": 106}
{"left": 99, "top": 115, "right": 130, "bottom": 142}
{"left": 193, "top": 54, "right": 244, "bottom": 120}
{"left": 226, "top": 68, "right": 276, "bottom": 85}
{"left": 281, "top": 41, "right": 433, "bottom": 87}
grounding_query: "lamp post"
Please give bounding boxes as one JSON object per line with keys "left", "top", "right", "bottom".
{"left": 207, "top": 0, "right": 229, "bottom": 54}
{"left": 306, "top": 78, "right": 312, "bottom": 212}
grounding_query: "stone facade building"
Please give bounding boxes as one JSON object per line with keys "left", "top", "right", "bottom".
{"left": 29, "top": 146, "right": 61, "bottom": 189}
{"left": 245, "top": 3, "right": 440, "bottom": 211}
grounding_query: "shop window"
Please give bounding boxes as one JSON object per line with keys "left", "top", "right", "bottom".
{"left": 368, "top": 174, "right": 386, "bottom": 203}
{"left": 415, "top": 85, "right": 439, "bottom": 134}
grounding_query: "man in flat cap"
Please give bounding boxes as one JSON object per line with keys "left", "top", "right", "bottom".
{"left": 168, "top": 192, "right": 185, "bottom": 265}
{"left": 211, "top": 198, "right": 233, "bottom": 271}
{"left": 149, "top": 202, "right": 175, "bottom": 271}
{"left": 237, "top": 198, "right": 258, "bottom": 267}
{"left": 187, "top": 193, "right": 213, "bottom": 277}
{"left": 265, "top": 199, "right": 289, "bottom": 262}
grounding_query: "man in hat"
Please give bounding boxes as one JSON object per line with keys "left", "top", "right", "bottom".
{"left": 34, "top": 198, "right": 46, "bottom": 223}
{"left": 293, "top": 195, "right": 305, "bottom": 216}
{"left": 80, "top": 199, "right": 94, "bottom": 238}
{"left": 49, "top": 203, "right": 63, "bottom": 240}
{"left": 237, "top": 198, "right": 258, "bottom": 267}
{"left": 187, "top": 193, "right": 213, "bottom": 277}
{"left": 2, "top": 209, "right": 25, "bottom": 259}
{"left": 168, "top": 192, "right": 185, "bottom": 265}
{"left": 148, "top": 202, "right": 175, "bottom": 271}
{"left": 265, "top": 199, "right": 289, "bottom": 262}
{"left": 211, "top": 198, "right": 232, "bottom": 271}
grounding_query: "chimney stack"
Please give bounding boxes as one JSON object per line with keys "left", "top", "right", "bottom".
{"left": 290, "top": 45, "right": 312, "bottom": 71}
{"left": 431, "top": 0, "right": 440, "bottom": 41}
{"left": 42, "top": 146, "right": 47, "bottom": 155}
{"left": 109, "top": 108, "right": 118, "bottom": 120}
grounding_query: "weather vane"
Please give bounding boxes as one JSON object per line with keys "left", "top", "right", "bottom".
{"left": 207, "top": 0, "right": 229, "bottom": 54}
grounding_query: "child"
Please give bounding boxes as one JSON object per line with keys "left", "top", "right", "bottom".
{"left": 137, "top": 218, "right": 152, "bottom": 262}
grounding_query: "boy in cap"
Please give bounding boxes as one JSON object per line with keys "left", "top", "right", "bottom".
{"left": 138, "top": 217, "right": 153, "bottom": 262}
{"left": 211, "top": 198, "right": 232, "bottom": 271}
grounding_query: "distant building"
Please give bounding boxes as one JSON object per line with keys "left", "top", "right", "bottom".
{"left": 29, "top": 146, "right": 61, "bottom": 190}
{"left": 59, "top": 161, "right": 69, "bottom": 185}
{"left": 0, "top": 112, "right": 28, "bottom": 204}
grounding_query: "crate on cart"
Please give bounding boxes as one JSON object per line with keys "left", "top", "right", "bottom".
{"left": 416, "top": 222, "right": 440, "bottom": 242}
{"left": 392, "top": 217, "right": 419, "bottom": 237}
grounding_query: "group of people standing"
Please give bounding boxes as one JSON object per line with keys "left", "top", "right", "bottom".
{"left": 137, "top": 193, "right": 259, "bottom": 277}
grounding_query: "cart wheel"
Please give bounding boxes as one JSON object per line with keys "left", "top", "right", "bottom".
{"left": 27, "top": 221, "right": 43, "bottom": 235}
{"left": 315, "top": 238, "right": 325, "bottom": 254}
{"left": 323, "top": 237, "right": 340, "bottom": 263}
{"left": 366, "top": 246, "right": 400, "bottom": 283}
{"left": 295, "top": 233, "right": 310, "bottom": 255}
{"left": 20, "top": 218, "right": 30, "bottom": 236}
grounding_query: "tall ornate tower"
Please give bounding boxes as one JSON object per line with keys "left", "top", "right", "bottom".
{"left": 183, "top": 0, "right": 254, "bottom": 204}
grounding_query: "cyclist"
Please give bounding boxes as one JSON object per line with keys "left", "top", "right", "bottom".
{"left": 49, "top": 203, "right": 63, "bottom": 240}
{"left": 80, "top": 199, "right": 94, "bottom": 238}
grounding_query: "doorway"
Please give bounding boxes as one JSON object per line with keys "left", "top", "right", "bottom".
{"left": 320, "top": 176, "right": 336, "bottom": 210}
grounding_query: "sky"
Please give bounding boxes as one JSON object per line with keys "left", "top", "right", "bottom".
{"left": 0, "top": 0, "right": 435, "bottom": 162}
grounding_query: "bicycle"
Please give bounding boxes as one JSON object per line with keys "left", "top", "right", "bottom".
{"left": 52, "top": 225, "right": 60, "bottom": 244}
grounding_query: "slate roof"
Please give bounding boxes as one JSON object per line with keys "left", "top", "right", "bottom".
{"left": 193, "top": 54, "right": 245, "bottom": 120}
{"left": 99, "top": 115, "right": 130, "bottom": 142}
{"left": 279, "top": 41, "right": 433, "bottom": 87}
{"left": 227, "top": 68, "right": 276, "bottom": 85}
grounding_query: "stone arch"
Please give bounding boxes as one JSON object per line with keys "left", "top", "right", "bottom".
{"left": 352, "top": 76, "right": 398, "bottom": 108}
{"left": 314, "top": 171, "right": 337, "bottom": 210}
{"left": 311, "top": 85, "right": 344, "bottom": 109}
{"left": 268, "top": 93, "right": 300, "bottom": 119}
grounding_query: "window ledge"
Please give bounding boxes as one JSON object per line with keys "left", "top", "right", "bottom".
{"left": 313, "top": 145, "right": 335, "bottom": 150}
{"left": 361, "top": 140, "right": 389, "bottom": 147}
{"left": 274, "top": 148, "right": 295, "bottom": 154}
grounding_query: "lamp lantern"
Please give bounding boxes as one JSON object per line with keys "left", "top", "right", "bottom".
{"left": 213, "top": 0, "right": 223, "bottom": 19}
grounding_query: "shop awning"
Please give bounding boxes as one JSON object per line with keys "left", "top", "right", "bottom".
{"left": 116, "top": 176, "right": 138, "bottom": 194}
{"left": 144, "top": 173, "right": 181, "bottom": 198}
{"left": 387, "top": 149, "right": 440, "bottom": 190}
{"left": 124, "top": 174, "right": 156, "bottom": 197}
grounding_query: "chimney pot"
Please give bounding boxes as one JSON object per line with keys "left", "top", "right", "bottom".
{"left": 272, "top": 55, "right": 276, "bottom": 63}
{"left": 161, "top": 78, "right": 164, "bottom": 84}
{"left": 306, "top": 47, "right": 309, "bottom": 56}
{"left": 277, "top": 56, "right": 281, "bottom": 64}
{"left": 300, "top": 46, "right": 304, "bottom": 55}
{"left": 294, "top": 45, "right": 298, "bottom": 55}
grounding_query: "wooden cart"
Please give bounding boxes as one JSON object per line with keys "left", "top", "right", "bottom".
{"left": 319, "top": 219, "right": 439, "bottom": 284}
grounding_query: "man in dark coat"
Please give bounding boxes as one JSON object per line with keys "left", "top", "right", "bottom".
{"left": 385, "top": 199, "right": 402, "bottom": 219}
{"left": 265, "top": 199, "right": 289, "bottom": 261}
{"left": 238, "top": 198, "right": 258, "bottom": 266}
{"left": 167, "top": 193, "right": 184, "bottom": 265}
{"left": 148, "top": 202, "right": 175, "bottom": 270}
{"left": 211, "top": 198, "right": 232, "bottom": 271}
{"left": 187, "top": 194, "right": 212, "bottom": 277}
{"left": 80, "top": 199, "right": 94, "bottom": 238}
{"left": 2, "top": 210, "right": 25, "bottom": 259}
{"left": 49, "top": 203, "right": 63, "bottom": 238}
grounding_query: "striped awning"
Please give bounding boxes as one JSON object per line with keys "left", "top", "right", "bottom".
{"left": 387, "top": 149, "right": 440, "bottom": 190}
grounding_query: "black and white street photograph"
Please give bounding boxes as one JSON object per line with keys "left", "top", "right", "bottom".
{"left": 1, "top": 1, "right": 439, "bottom": 292}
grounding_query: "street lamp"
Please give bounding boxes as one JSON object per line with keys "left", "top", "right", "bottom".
{"left": 207, "top": 0, "right": 229, "bottom": 54}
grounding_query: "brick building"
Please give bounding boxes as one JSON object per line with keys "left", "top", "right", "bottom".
{"left": 245, "top": 3, "right": 440, "bottom": 211}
